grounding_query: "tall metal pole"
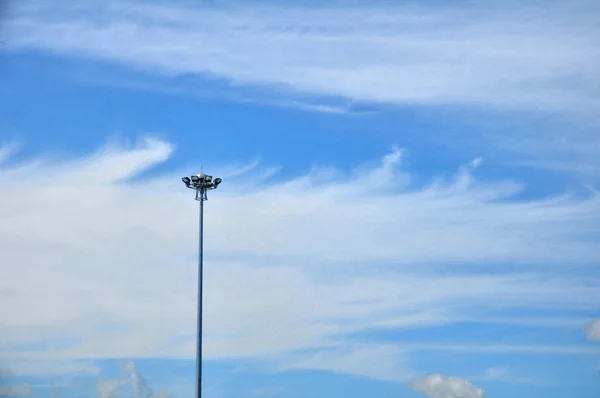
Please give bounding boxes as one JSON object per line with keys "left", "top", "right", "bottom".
{"left": 195, "top": 193, "right": 204, "bottom": 398}
{"left": 181, "top": 174, "right": 221, "bottom": 398}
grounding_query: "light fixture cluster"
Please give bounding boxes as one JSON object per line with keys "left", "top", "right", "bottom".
{"left": 182, "top": 173, "right": 222, "bottom": 201}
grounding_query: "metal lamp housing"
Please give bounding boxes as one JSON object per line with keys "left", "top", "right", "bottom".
{"left": 182, "top": 174, "right": 222, "bottom": 201}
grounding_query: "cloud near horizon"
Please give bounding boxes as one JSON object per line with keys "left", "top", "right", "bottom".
{"left": 0, "top": 137, "right": 599, "bottom": 381}
{"left": 94, "top": 360, "right": 169, "bottom": 398}
{"left": 410, "top": 373, "right": 484, "bottom": 398}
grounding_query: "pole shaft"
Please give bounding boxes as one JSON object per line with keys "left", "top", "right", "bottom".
{"left": 195, "top": 193, "right": 204, "bottom": 398}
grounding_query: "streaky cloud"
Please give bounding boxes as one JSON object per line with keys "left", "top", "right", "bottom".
{"left": 1, "top": 137, "right": 599, "bottom": 382}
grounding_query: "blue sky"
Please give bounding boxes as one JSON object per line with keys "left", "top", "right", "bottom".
{"left": 1, "top": 1, "right": 600, "bottom": 397}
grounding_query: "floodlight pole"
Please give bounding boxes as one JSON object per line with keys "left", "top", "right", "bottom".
{"left": 181, "top": 174, "right": 222, "bottom": 398}
{"left": 196, "top": 187, "right": 204, "bottom": 398}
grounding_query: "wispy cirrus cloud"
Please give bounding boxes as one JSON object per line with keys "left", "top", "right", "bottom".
{"left": 3, "top": 1, "right": 600, "bottom": 178}
{"left": 3, "top": 0, "right": 599, "bottom": 116}
{"left": 478, "top": 366, "right": 538, "bottom": 385}
{"left": 0, "top": 137, "right": 599, "bottom": 381}
{"left": 0, "top": 359, "right": 100, "bottom": 379}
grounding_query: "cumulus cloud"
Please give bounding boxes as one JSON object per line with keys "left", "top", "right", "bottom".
{"left": 97, "top": 380, "right": 122, "bottom": 398}
{"left": 0, "top": 137, "right": 599, "bottom": 380}
{"left": 585, "top": 320, "right": 600, "bottom": 341}
{"left": 96, "top": 361, "right": 169, "bottom": 398}
{"left": 410, "top": 373, "right": 484, "bottom": 398}
{"left": 0, "top": 361, "right": 170, "bottom": 398}
{"left": 124, "top": 361, "right": 151, "bottom": 398}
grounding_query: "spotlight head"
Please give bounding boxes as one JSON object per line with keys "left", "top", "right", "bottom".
{"left": 204, "top": 175, "right": 213, "bottom": 183}
{"left": 214, "top": 177, "right": 222, "bottom": 186}
{"left": 182, "top": 177, "right": 191, "bottom": 186}
{"left": 191, "top": 175, "right": 200, "bottom": 183}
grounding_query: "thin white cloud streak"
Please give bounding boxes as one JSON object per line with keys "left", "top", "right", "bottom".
{"left": 482, "top": 366, "right": 508, "bottom": 381}
{"left": 410, "top": 373, "right": 484, "bottom": 398}
{"left": 478, "top": 366, "right": 538, "bottom": 385}
{"left": 279, "top": 344, "right": 409, "bottom": 382}
{"left": 0, "top": 360, "right": 100, "bottom": 379}
{"left": 405, "top": 344, "right": 600, "bottom": 356}
{"left": 1, "top": 138, "right": 599, "bottom": 381}
{"left": 3, "top": 0, "right": 599, "bottom": 115}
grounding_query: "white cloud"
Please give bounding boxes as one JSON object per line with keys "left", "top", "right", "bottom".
{"left": 0, "top": 137, "right": 599, "bottom": 380}
{"left": 585, "top": 319, "right": 600, "bottom": 341}
{"left": 482, "top": 366, "right": 508, "bottom": 380}
{"left": 0, "top": 360, "right": 100, "bottom": 379}
{"left": 400, "top": 344, "right": 600, "bottom": 356}
{"left": 280, "top": 344, "right": 408, "bottom": 382}
{"left": 97, "top": 380, "right": 122, "bottom": 398}
{"left": 95, "top": 361, "right": 169, "bottom": 398}
{"left": 249, "top": 387, "right": 282, "bottom": 397}
{"left": 478, "top": 366, "right": 537, "bottom": 385}
{"left": 3, "top": 1, "right": 599, "bottom": 116}
{"left": 124, "top": 361, "right": 151, "bottom": 398}
{"left": 410, "top": 373, "right": 484, "bottom": 398}
{"left": 4, "top": 1, "right": 600, "bottom": 176}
